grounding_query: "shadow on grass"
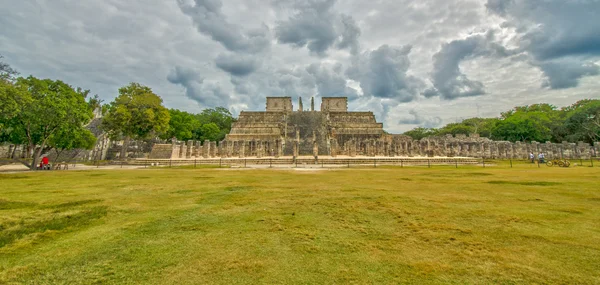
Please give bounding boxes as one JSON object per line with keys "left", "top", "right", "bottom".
{"left": 487, "top": 181, "right": 561, "bottom": 186}
{"left": 0, "top": 206, "right": 108, "bottom": 248}
{"left": 0, "top": 175, "right": 31, "bottom": 180}
{"left": 47, "top": 199, "right": 104, "bottom": 210}
{"left": 0, "top": 199, "right": 37, "bottom": 210}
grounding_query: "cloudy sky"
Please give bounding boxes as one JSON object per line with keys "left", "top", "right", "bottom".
{"left": 1, "top": 0, "right": 599, "bottom": 133}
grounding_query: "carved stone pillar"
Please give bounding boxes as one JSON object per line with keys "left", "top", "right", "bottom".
{"left": 203, "top": 140, "right": 210, "bottom": 158}
{"left": 186, "top": 140, "right": 193, "bottom": 159}
{"left": 257, "top": 140, "right": 263, "bottom": 158}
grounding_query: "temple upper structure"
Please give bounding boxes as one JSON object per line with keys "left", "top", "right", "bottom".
{"left": 224, "top": 97, "right": 388, "bottom": 157}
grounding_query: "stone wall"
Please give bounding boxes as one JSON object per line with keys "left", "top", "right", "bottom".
{"left": 150, "top": 135, "right": 599, "bottom": 160}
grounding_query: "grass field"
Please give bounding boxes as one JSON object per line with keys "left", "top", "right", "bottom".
{"left": 1, "top": 164, "right": 599, "bottom": 284}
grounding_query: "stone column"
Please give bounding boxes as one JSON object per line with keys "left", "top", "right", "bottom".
{"left": 256, "top": 140, "right": 263, "bottom": 158}
{"left": 312, "top": 131, "right": 318, "bottom": 159}
{"left": 330, "top": 139, "right": 338, "bottom": 158}
{"left": 203, "top": 140, "right": 210, "bottom": 158}
{"left": 210, "top": 141, "right": 217, "bottom": 158}
{"left": 186, "top": 140, "right": 193, "bottom": 159}
{"left": 293, "top": 129, "right": 300, "bottom": 158}
{"left": 179, "top": 142, "right": 185, "bottom": 158}
{"left": 196, "top": 141, "right": 203, "bottom": 158}
{"left": 276, "top": 139, "right": 283, "bottom": 158}
{"left": 218, "top": 141, "right": 224, "bottom": 158}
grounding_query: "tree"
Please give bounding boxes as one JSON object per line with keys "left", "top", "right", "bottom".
{"left": 0, "top": 76, "right": 93, "bottom": 169}
{"left": 0, "top": 56, "right": 20, "bottom": 134}
{"left": 0, "top": 55, "right": 18, "bottom": 82}
{"left": 437, "top": 123, "right": 474, "bottom": 136}
{"left": 48, "top": 127, "right": 97, "bottom": 161}
{"left": 460, "top": 117, "right": 499, "bottom": 138}
{"left": 198, "top": 123, "right": 221, "bottom": 142}
{"left": 492, "top": 111, "right": 553, "bottom": 142}
{"left": 102, "top": 83, "right": 170, "bottom": 159}
{"left": 562, "top": 99, "right": 600, "bottom": 143}
{"left": 161, "top": 109, "right": 200, "bottom": 142}
{"left": 195, "top": 107, "right": 235, "bottom": 141}
{"left": 403, "top": 127, "right": 438, "bottom": 140}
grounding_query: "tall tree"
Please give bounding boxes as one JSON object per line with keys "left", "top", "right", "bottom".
{"left": 48, "top": 127, "right": 97, "bottom": 161}
{"left": 195, "top": 107, "right": 235, "bottom": 141}
{"left": 102, "top": 83, "right": 170, "bottom": 159}
{"left": 161, "top": 109, "right": 200, "bottom": 142}
{"left": 0, "top": 55, "right": 18, "bottom": 82}
{"left": 403, "top": 127, "right": 438, "bottom": 140}
{"left": 492, "top": 111, "right": 553, "bottom": 142}
{"left": 0, "top": 77, "right": 93, "bottom": 169}
{"left": 562, "top": 99, "right": 600, "bottom": 143}
{"left": 198, "top": 123, "right": 221, "bottom": 142}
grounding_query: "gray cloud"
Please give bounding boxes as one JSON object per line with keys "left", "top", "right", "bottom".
{"left": 167, "top": 66, "right": 231, "bottom": 107}
{"left": 336, "top": 15, "right": 361, "bottom": 55}
{"left": 427, "top": 32, "right": 516, "bottom": 99}
{"left": 487, "top": 0, "right": 600, "bottom": 88}
{"left": 398, "top": 109, "right": 443, "bottom": 128}
{"left": 177, "top": 0, "right": 270, "bottom": 54}
{"left": 275, "top": 0, "right": 361, "bottom": 56}
{"left": 538, "top": 60, "right": 599, "bottom": 89}
{"left": 215, "top": 53, "right": 261, "bottom": 76}
{"left": 306, "top": 62, "right": 358, "bottom": 99}
{"left": 347, "top": 45, "right": 423, "bottom": 102}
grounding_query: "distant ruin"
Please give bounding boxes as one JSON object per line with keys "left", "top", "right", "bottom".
{"left": 149, "top": 97, "right": 599, "bottom": 160}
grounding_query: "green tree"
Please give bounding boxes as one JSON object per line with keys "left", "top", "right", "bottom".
{"left": 198, "top": 123, "right": 221, "bottom": 142}
{"left": 161, "top": 109, "right": 200, "bottom": 141}
{"left": 48, "top": 127, "right": 97, "bottom": 160}
{"left": 0, "top": 54, "right": 18, "bottom": 82}
{"left": 195, "top": 107, "right": 235, "bottom": 141}
{"left": 437, "top": 123, "right": 474, "bottom": 136}
{"left": 102, "top": 83, "right": 170, "bottom": 159}
{"left": 460, "top": 117, "right": 499, "bottom": 138}
{"left": 492, "top": 111, "right": 553, "bottom": 142}
{"left": 403, "top": 127, "right": 438, "bottom": 140}
{"left": 562, "top": 99, "right": 600, "bottom": 143}
{"left": 0, "top": 76, "right": 93, "bottom": 169}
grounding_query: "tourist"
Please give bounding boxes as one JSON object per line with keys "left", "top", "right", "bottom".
{"left": 538, "top": 153, "right": 545, "bottom": 164}
{"left": 42, "top": 156, "right": 50, "bottom": 170}
{"left": 529, "top": 152, "right": 534, "bottom": 163}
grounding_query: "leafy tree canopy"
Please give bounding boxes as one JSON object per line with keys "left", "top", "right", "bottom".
{"left": 161, "top": 109, "right": 200, "bottom": 141}
{"left": 0, "top": 76, "right": 93, "bottom": 168}
{"left": 102, "top": 83, "right": 170, "bottom": 141}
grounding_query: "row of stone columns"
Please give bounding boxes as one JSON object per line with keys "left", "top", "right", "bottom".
{"left": 165, "top": 138, "right": 598, "bottom": 159}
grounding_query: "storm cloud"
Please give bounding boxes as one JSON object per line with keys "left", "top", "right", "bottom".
{"left": 275, "top": 0, "right": 361, "bottom": 56}
{"left": 215, "top": 53, "right": 261, "bottom": 77}
{"left": 487, "top": 0, "right": 600, "bottom": 88}
{"left": 177, "top": 0, "right": 270, "bottom": 54}
{"left": 398, "top": 109, "right": 443, "bottom": 128}
{"left": 426, "top": 32, "right": 516, "bottom": 99}
{"left": 347, "top": 45, "right": 423, "bottom": 102}
{"left": 167, "top": 66, "right": 231, "bottom": 107}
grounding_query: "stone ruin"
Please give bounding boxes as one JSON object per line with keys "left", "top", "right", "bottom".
{"left": 149, "top": 97, "right": 600, "bottom": 160}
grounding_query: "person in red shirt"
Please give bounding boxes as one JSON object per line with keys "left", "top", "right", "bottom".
{"left": 41, "top": 156, "right": 49, "bottom": 170}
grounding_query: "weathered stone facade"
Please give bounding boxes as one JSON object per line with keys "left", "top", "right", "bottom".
{"left": 149, "top": 97, "right": 599, "bottom": 160}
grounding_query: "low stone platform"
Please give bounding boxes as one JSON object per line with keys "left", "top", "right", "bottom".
{"left": 126, "top": 156, "right": 480, "bottom": 167}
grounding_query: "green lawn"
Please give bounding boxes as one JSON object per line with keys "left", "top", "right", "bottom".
{"left": 1, "top": 164, "right": 599, "bottom": 284}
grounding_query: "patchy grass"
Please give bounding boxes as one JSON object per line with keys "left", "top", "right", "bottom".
{"left": 487, "top": 180, "right": 562, "bottom": 186}
{"left": 0, "top": 164, "right": 599, "bottom": 284}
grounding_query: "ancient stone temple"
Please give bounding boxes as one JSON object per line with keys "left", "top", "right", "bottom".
{"left": 221, "top": 97, "right": 391, "bottom": 158}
